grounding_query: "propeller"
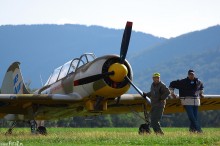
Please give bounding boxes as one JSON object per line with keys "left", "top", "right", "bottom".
{"left": 118, "top": 21, "right": 151, "bottom": 104}
{"left": 125, "top": 76, "right": 151, "bottom": 104}
{"left": 120, "top": 21, "right": 132, "bottom": 64}
{"left": 74, "top": 21, "right": 151, "bottom": 105}
{"left": 74, "top": 71, "right": 114, "bottom": 86}
{"left": 74, "top": 22, "right": 133, "bottom": 86}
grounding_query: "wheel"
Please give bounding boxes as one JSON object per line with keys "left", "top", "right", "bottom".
{"left": 138, "top": 123, "right": 151, "bottom": 134}
{"left": 37, "top": 126, "right": 47, "bottom": 135}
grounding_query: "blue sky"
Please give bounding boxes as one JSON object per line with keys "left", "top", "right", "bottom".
{"left": 0, "top": 0, "right": 220, "bottom": 38}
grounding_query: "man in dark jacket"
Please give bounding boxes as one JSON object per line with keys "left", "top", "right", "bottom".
{"left": 144, "top": 72, "right": 170, "bottom": 135}
{"left": 169, "top": 70, "right": 204, "bottom": 133}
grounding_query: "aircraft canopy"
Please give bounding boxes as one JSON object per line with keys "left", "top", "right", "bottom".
{"left": 45, "top": 53, "right": 96, "bottom": 85}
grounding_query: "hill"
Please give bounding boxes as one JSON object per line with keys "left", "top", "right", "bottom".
{"left": 130, "top": 25, "right": 220, "bottom": 68}
{"left": 129, "top": 25, "right": 220, "bottom": 94}
{"left": 134, "top": 48, "right": 220, "bottom": 94}
{"left": 0, "top": 24, "right": 166, "bottom": 88}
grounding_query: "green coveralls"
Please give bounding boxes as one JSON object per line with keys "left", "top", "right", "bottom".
{"left": 146, "top": 81, "right": 170, "bottom": 134}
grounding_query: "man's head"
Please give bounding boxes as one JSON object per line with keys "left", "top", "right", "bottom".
{"left": 188, "top": 69, "right": 195, "bottom": 80}
{"left": 152, "top": 72, "right": 160, "bottom": 84}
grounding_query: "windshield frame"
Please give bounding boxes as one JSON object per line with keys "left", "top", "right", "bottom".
{"left": 45, "top": 53, "right": 96, "bottom": 85}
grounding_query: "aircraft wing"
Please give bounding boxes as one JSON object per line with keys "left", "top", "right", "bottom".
{"left": 0, "top": 93, "right": 219, "bottom": 118}
{"left": 0, "top": 93, "right": 83, "bottom": 115}
{"left": 103, "top": 94, "right": 220, "bottom": 115}
{"left": 164, "top": 95, "right": 220, "bottom": 114}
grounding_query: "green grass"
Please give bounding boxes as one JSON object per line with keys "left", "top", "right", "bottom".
{"left": 0, "top": 128, "right": 220, "bottom": 145}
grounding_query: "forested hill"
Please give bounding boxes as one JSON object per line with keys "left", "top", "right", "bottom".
{"left": 130, "top": 25, "right": 220, "bottom": 68}
{"left": 129, "top": 25, "right": 220, "bottom": 94}
{"left": 134, "top": 48, "right": 220, "bottom": 94}
{"left": 0, "top": 24, "right": 165, "bottom": 88}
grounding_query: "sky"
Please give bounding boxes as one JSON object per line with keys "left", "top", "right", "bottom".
{"left": 0, "top": 0, "right": 220, "bottom": 38}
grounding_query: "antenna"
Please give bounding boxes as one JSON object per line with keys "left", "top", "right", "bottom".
{"left": 40, "top": 74, "right": 44, "bottom": 87}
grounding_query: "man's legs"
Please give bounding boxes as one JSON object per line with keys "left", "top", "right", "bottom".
{"left": 184, "top": 105, "right": 201, "bottom": 133}
{"left": 192, "top": 106, "right": 202, "bottom": 132}
{"left": 150, "top": 106, "right": 164, "bottom": 135}
{"left": 189, "top": 124, "right": 196, "bottom": 132}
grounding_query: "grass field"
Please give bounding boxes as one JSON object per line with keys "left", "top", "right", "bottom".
{"left": 0, "top": 127, "right": 220, "bottom": 145}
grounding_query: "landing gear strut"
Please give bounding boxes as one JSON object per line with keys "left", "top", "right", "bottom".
{"left": 131, "top": 104, "right": 151, "bottom": 134}
{"left": 5, "top": 121, "right": 17, "bottom": 135}
{"left": 29, "top": 120, "right": 37, "bottom": 134}
{"left": 138, "top": 104, "right": 151, "bottom": 134}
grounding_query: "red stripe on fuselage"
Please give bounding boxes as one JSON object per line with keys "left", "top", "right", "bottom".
{"left": 74, "top": 80, "right": 79, "bottom": 86}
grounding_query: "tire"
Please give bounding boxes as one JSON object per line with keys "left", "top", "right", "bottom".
{"left": 138, "top": 123, "right": 151, "bottom": 134}
{"left": 37, "top": 126, "right": 47, "bottom": 135}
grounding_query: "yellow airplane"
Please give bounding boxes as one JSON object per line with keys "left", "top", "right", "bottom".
{"left": 0, "top": 22, "right": 220, "bottom": 135}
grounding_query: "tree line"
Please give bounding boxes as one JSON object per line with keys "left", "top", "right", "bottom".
{"left": 0, "top": 111, "right": 219, "bottom": 128}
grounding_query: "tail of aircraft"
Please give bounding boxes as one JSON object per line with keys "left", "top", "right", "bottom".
{"left": 1, "top": 62, "right": 30, "bottom": 94}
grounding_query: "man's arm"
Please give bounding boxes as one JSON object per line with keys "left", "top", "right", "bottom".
{"left": 199, "top": 90, "right": 205, "bottom": 98}
{"left": 169, "top": 80, "right": 181, "bottom": 98}
{"left": 160, "top": 84, "right": 170, "bottom": 100}
{"left": 169, "top": 80, "right": 181, "bottom": 89}
{"left": 169, "top": 88, "right": 177, "bottom": 98}
{"left": 199, "top": 80, "right": 204, "bottom": 98}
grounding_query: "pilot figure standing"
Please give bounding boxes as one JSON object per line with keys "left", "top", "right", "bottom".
{"left": 169, "top": 70, "right": 204, "bottom": 133}
{"left": 144, "top": 72, "right": 170, "bottom": 135}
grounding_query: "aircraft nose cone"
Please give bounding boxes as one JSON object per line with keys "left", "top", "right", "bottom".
{"left": 108, "top": 63, "right": 128, "bottom": 82}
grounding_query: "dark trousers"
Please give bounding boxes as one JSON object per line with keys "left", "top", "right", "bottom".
{"left": 150, "top": 106, "right": 164, "bottom": 134}
{"left": 184, "top": 105, "right": 202, "bottom": 132}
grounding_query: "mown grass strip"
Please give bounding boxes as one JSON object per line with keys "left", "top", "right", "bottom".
{"left": 0, "top": 128, "right": 219, "bottom": 145}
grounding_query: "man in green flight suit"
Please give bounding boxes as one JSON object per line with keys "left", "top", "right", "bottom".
{"left": 144, "top": 72, "right": 170, "bottom": 135}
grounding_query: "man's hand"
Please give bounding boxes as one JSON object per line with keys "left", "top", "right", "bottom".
{"left": 199, "top": 90, "right": 204, "bottom": 98}
{"left": 171, "top": 93, "right": 177, "bottom": 99}
{"left": 200, "top": 94, "right": 205, "bottom": 98}
{"left": 143, "top": 92, "right": 147, "bottom": 97}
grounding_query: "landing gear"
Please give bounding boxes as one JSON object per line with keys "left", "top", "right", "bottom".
{"left": 131, "top": 104, "right": 151, "bottom": 134}
{"left": 5, "top": 121, "right": 17, "bottom": 135}
{"left": 4, "top": 120, "right": 47, "bottom": 135}
{"left": 139, "top": 123, "right": 151, "bottom": 134}
{"left": 29, "top": 120, "right": 37, "bottom": 134}
{"left": 131, "top": 104, "right": 151, "bottom": 135}
{"left": 37, "top": 126, "right": 47, "bottom": 135}
{"left": 139, "top": 104, "right": 151, "bottom": 134}
{"left": 30, "top": 120, "right": 47, "bottom": 135}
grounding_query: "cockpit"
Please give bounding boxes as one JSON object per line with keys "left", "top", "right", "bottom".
{"left": 45, "top": 53, "right": 96, "bottom": 86}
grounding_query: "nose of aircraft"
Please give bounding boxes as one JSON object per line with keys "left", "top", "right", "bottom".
{"left": 108, "top": 63, "right": 128, "bottom": 82}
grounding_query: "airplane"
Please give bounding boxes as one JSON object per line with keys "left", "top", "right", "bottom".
{"left": 0, "top": 21, "right": 220, "bottom": 135}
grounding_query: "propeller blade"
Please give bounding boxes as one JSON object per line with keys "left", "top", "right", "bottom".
{"left": 120, "top": 21, "right": 133, "bottom": 64}
{"left": 74, "top": 71, "right": 114, "bottom": 86}
{"left": 125, "top": 76, "right": 151, "bottom": 104}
